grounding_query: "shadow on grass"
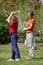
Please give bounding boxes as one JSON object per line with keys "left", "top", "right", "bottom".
{"left": 0, "top": 56, "right": 43, "bottom": 62}
{"left": 22, "top": 56, "right": 43, "bottom": 61}
{"left": 34, "top": 57, "right": 43, "bottom": 60}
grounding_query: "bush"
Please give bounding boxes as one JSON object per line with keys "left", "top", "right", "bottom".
{"left": 0, "top": 25, "right": 10, "bottom": 44}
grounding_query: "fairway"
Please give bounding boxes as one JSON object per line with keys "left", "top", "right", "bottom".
{"left": 0, "top": 43, "right": 43, "bottom": 65}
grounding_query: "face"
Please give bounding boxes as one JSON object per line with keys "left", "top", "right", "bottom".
{"left": 11, "top": 15, "right": 15, "bottom": 21}
{"left": 28, "top": 12, "right": 33, "bottom": 19}
{"left": 28, "top": 12, "right": 30, "bottom": 18}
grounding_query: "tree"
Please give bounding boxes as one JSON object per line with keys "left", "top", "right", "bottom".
{"left": 31, "top": 0, "right": 41, "bottom": 9}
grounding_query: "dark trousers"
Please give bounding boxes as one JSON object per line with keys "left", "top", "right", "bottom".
{"left": 10, "top": 34, "right": 20, "bottom": 59}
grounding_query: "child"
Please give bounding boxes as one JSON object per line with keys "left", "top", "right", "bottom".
{"left": 7, "top": 12, "right": 20, "bottom": 61}
{"left": 23, "top": 10, "right": 35, "bottom": 60}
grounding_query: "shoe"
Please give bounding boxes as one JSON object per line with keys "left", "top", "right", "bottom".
{"left": 25, "top": 56, "right": 34, "bottom": 60}
{"left": 15, "top": 59, "right": 20, "bottom": 61}
{"left": 29, "top": 56, "right": 34, "bottom": 60}
{"left": 8, "top": 59, "right": 14, "bottom": 61}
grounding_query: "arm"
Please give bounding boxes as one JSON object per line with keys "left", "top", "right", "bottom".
{"left": 23, "top": 23, "right": 33, "bottom": 31}
{"left": 23, "top": 19, "right": 35, "bottom": 31}
{"left": 7, "top": 12, "right": 14, "bottom": 22}
{"left": 7, "top": 11, "right": 19, "bottom": 22}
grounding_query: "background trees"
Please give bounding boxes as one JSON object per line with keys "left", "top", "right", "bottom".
{"left": 0, "top": 0, "right": 43, "bottom": 43}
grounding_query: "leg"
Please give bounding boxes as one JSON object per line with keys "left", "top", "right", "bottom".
{"left": 26, "top": 33, "right": 35, "bottom": 58}
{"left": 10, "top": 34, "right": 20, "bottom": 59}
{"left": 29, "top": 46, "right": 34, "bottom": 58}
{"left": 11, "top": 51, "right": 15, "bottom": 59}
{"left": 10, "top": 35, "right": 15, "bottom": 59}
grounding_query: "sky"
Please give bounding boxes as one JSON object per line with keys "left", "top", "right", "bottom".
{"left": 41, "top": 0, "right": 43, "bottom": 4}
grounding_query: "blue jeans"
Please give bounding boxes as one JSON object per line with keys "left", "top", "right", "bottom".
{"left": 10, "top": 34, "right": 20, "bottom": 59}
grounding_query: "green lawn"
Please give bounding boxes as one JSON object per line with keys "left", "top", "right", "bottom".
{"left": 0, "top": 43, "right": 43, "bottom": 65}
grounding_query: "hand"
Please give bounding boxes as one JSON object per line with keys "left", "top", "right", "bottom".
{"left": 23, "top": 28, "right": 26, "bottom": 30}
{"left": 22, "top": 28, "right": 26, "bottom": 32}
{"left": 11, "top": 12, "right": 14, "bottom": 15}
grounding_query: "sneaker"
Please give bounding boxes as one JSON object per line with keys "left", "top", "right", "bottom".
{"left": 25, "top": 56, "right": 34, "bottom": 60}
{"left": 8, "top": 59, "right": 14, "bottom": 61}
{"left": 29, "top": 56, "right": 34, "bottom": 60}
{"left": 15, "top": 59, "right": 20, "bottom": 61}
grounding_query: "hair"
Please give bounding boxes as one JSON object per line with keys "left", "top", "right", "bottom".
{"left": 11, "top": 14, "right": 17, "bottom": 22}
{"left": 28, "top": 10, "right": 34, "bottom": 16}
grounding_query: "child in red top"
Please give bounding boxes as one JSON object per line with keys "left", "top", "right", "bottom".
{"left": 23, "top": 10, "right": 35, "bottom": 60}
{"left": 7, "top": 12, "right": 20, "bottom": 61}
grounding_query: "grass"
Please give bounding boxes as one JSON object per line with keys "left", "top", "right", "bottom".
{"left": 0, "top": 43, "right": 43, "bottom": 65}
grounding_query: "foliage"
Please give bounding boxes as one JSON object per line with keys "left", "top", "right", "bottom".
{"left": 0, "top": 0, "right": 43, "bottom": 43}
